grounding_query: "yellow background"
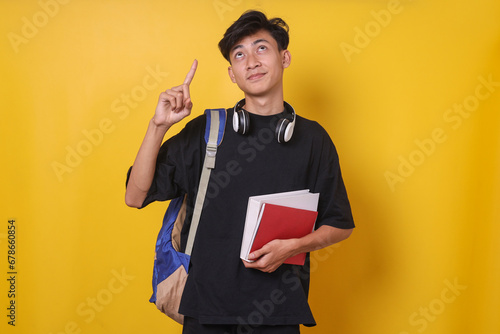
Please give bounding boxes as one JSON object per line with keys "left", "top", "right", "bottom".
{"left": 2, "top": 0, "right": 499, "bottom": 333}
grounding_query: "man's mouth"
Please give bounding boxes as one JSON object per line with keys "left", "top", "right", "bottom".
{"left": 247, "top": 73, "right": 266, "bottom": 80}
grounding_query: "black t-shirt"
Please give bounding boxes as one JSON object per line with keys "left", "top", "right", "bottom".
{"left": 133, "top": 108, "right": 354, "bottom": 326}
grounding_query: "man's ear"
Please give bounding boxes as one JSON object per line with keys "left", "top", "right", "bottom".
{"left": 228, "top": 66, "right": 237, "bottom": 83}
{"left": 282, "top": 50, "right": 291, "bottom": 69}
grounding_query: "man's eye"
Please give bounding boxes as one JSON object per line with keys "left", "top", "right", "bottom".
{"left": 235, "top": 52, "right": 244, "bottom": 59}
{"left": 258, "top": 45, "right": 267, "bottom": 51}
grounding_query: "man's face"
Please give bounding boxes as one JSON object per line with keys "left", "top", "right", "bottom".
{"left": 228, "top": 29, "right": 291, "bottom": 98}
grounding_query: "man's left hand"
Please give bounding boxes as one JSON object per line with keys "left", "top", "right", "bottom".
{"left": 242, "top": 239, "right": 297, "bottom": 273}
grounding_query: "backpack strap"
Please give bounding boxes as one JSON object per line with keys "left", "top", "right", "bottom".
{"left": 185, "top": 109, "right": 226, "bottom": 255}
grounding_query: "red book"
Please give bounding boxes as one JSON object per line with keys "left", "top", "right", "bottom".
{"left": 249, "top": 203, "right": 318, "bottom": 265}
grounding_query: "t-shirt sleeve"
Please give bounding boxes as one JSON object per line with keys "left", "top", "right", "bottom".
{"left": 126, "top": 115, "right": 206, "bottom": 208}
{"left": 313, "top": 128, "right": 355, "bottom": 230}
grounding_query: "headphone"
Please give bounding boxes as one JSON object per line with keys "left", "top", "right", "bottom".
{"left": 232, "top": 99, "right": 296, "bottom": 143}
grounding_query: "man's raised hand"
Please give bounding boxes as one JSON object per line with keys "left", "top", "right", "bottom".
{"left": 153, "top": 59, "right": 198, "bottom": 127}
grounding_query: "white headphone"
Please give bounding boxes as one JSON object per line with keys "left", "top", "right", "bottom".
{"left": 232, "top": 99, "right": 296, "bottom": 143}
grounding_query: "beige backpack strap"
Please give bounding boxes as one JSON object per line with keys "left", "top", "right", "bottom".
{"left": 185, "top": 109, "right": 225, "bottom": 255}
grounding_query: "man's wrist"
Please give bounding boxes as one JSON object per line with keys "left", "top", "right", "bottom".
{"left": 284, "top": 238, "right": 302, "bottom": 259}
{"left": 150, "top": 116, "right": 171, "bottom": 134}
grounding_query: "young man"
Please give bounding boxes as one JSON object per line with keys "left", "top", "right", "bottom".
{"left": 126, "top": 10, "right": 354, "bottom": 334}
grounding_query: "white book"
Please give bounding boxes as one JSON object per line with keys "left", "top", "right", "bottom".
{"left": 240, "top": 189, "right": 320, "bottom": 262}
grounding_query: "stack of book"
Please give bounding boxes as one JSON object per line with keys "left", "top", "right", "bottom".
{"left": 240, "top": 189, "right": 319, "bottom": 265}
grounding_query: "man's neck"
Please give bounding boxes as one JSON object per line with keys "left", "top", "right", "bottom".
{"left": 243, "top": 93, "right": 284, "bottom": 116}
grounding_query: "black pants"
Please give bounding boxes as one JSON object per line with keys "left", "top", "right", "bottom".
{"left": 182, "top": 317, "right": 301, "bottom": 334}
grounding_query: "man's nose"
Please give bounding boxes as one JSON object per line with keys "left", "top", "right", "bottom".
{"left": 246, "top": 53, "right": 261, "bottom": 70}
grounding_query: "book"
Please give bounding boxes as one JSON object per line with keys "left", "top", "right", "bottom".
{"left": 240, "top": 189, "right": 319, "bottom": 265}
{"left": 250, "top": 203, "right": 318, "bottom": 265}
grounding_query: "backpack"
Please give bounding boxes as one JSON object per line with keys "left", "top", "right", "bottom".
{"left": 149, "top": 108, "right": 226, "bottom": 324}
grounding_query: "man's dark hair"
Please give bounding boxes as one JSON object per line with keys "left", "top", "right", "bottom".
{"left": 218, "top": 10, "right": 289, "bottom": 62}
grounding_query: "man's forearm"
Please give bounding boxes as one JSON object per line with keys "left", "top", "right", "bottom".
{"left": 291, "top": 225, "right": 353, "bottom": 255}
{"left": 125, "top": 118, "right": 170, "bottom": 208}
{"left": 244, "top": 225, "right": 353, "bottom": 273}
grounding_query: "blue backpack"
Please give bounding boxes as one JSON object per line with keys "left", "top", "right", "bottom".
{"left": 149, "top": 109, "right": 226, "bottom": 324}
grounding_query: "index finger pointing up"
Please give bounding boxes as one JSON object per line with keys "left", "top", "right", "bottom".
{"left": 183, "top": 59, "right": 198, "bottom": 85}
